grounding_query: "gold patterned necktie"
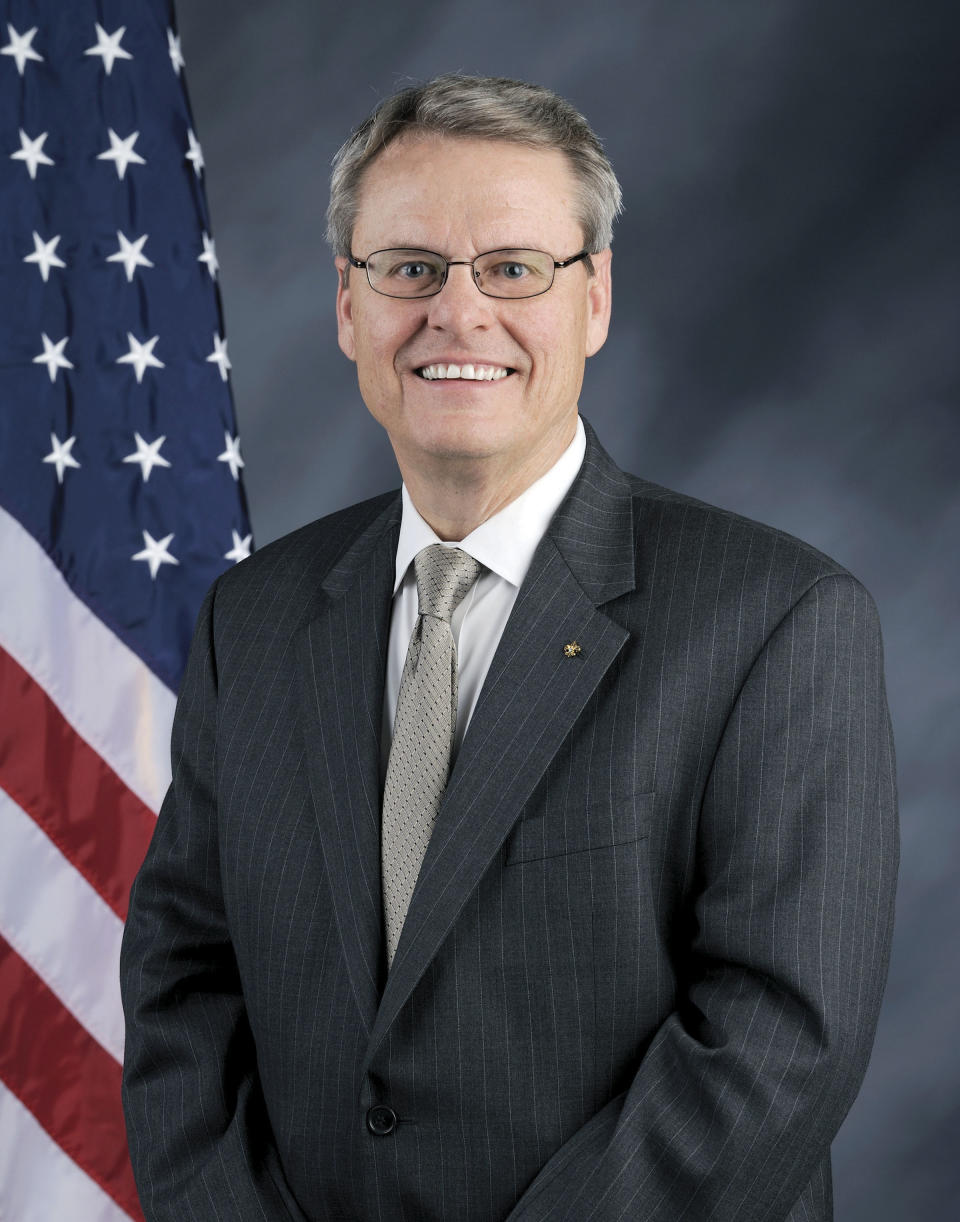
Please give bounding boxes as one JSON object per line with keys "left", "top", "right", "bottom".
{"left": 381, "top": 544, "right": 481, "bottom": 969}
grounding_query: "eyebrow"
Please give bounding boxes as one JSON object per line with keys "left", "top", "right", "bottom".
{"left": 363, "top": 242, "right": 540, "bottom": 254}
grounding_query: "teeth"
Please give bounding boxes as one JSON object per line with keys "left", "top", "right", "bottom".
{"left": 418, "top": 364, "right": 511, "bottom": 381}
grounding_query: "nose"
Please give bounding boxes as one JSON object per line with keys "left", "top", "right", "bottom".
{"left": 424, "top": 262, "right": 494, "bottom": 334}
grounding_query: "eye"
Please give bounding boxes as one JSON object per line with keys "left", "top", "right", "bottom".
{"left": 391, "top": 261, "right": 432, "bottom": 280}
{"left": 492, "top": 261, "right": 531, "bottom": 280}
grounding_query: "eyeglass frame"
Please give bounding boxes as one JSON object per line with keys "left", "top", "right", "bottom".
{"left": 345, "top": 246, "right": 593, "bottom": 300}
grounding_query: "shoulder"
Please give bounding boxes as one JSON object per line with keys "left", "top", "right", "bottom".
{"left": 603, "top": 471, "right": 886, "bottom": 671}
{"left": 576, "top": 418, "right": 865, "bottom": 607}
{"left": 623, "top": 471, "right": 863, "bottom": 599}
{"left": 604, "top": 468, "right": 882, "bottom": 648}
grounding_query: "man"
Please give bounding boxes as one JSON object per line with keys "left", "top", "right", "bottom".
{"left": 120, "top": 74, "right": 898, "bottom": 1221}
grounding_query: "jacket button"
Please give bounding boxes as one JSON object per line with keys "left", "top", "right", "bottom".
{"left": 366, "top": 1105, "right": 397, "bottom": 1135}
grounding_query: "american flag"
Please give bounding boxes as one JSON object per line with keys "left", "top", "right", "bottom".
{"left": 0, "top": 4, "right": 252, "bottom": 1218}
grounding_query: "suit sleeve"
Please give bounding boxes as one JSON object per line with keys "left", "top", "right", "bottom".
{"left": 119, "top": 582, "right": 308, "bottom": 1222}
{"left": 507, "top": 573, "right": 899, "bottom": 1221}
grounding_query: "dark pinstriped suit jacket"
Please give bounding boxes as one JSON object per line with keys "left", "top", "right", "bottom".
{"left": 120, "top": 419, "right": 898, "bottom": 1221}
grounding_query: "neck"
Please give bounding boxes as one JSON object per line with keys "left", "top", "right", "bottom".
{"left": 395, "top": 418, "right": 577, "bottom": 541}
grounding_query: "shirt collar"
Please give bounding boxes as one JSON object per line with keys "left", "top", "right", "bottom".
{"left": 394, "top": 416, "right": 586, "bottom": 594}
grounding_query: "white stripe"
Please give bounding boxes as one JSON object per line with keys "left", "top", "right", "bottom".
{"left": 0, "top": 1082, "right": 133, "bottom": 1222}
{"left": 0, "top": 787, "right": 125, "bottom": 1062}
{"left": 0, "top": 504, "right": 175, "bottom": 813}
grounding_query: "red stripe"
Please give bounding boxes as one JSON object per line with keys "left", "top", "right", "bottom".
{"left": 0, "top": 934, "right": 145, "bottom": 1220}
{"left": 0, "top": 647, "right": 157, "bottom": 920}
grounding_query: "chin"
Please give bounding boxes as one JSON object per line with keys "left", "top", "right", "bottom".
{"left": 396, "top": 400, "right": 519, "bottom": 462}
{"left": 413, "top": 415, "right": 516, "bottom": 463}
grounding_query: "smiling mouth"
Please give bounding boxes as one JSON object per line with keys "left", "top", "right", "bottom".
{"left": 415, "top": 363, "right": 515, "bottom": 381}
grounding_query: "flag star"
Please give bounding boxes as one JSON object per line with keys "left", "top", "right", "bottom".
{"left": 2, "top": 24, "right": 43, "bottom": 75}
{"left": 24, "top": 231, "right": 66, "bottom": 282}
{"left": 132, "top": 530, "right": 179, "bottom": 579}
{"left": 123, "top": 432, "right": 171, "bottom": 482}
{"left": 11, "top": 128, "right": 54, "bottom": 179}
{"left": 33, "top": 333, "right": 74, "bottom": 382}
{"left": 167, "top": 28, "right": 185, "bottom": 75}
{"left": 198, "top": 232, "right": 219, "bottom": 279}
{"left": 217, "top": 432, "right": 244, "bottom": 481}
{"left": 84, "top": 23, "right": 132, "bottom": 74}
{"left": 224, "top": 530, "right": 252, "bottom": 564}
{"left": 42, "top": 433, "right": 80, "bottom": 484}
{"left": 185, "top": 128, "right": 204, "bottom": 177}
{"left": 116, "top": 332, "right": 164, "bottom": 383}
{"left": 97, "top": 128, "right": 146, "bottom": 180}
{"left": 207, "top": 333, "right": 231, "bottom": 382}
{"left": 107, "top": 231, "right": 153, "bottom": 281}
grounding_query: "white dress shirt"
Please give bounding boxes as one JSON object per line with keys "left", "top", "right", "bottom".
{"left": 381, "top": 416, "right": 586, "bottom": 778}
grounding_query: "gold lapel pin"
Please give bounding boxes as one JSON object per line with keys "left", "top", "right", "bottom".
{"left": 563, "top": 641, "right": 582, "bottom": 658}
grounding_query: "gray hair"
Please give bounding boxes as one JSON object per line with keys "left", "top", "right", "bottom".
{"left": 326, "top": 73, "right": 623, "bottom": 259}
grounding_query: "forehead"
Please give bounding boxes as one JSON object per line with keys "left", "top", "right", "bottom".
{"left": 351, "top": 133, "right": 583, "bottom": 251}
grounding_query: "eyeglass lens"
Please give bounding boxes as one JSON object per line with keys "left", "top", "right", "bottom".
{"left": 363, "top": 249, "right": 556, "bottom": 298}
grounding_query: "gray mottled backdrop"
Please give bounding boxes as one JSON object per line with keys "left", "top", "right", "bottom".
{"left": 177, "top": 2, "right": 959, "bottom": 1217}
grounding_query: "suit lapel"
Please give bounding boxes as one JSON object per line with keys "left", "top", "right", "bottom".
{"left": 362, "top": 420, "right": 638, "bottom": 1077}
{"left": 297, "top": 497, "right": 400, "bottom": 1038}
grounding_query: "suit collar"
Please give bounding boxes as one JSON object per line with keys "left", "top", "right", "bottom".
{"left": 299, "top": 419, "right": 638, "bottom": 1053}
{"left": 546, "top": 415, "right": 637, "bottom": 606}
{"left": 320, "top": 494, "right": 401, "bottom": 597}
{"left": 299, "top": 496, "right": 401, "bottom": 1036}
{"left": 318, "top": 414, "right": 637, "bottom": 608}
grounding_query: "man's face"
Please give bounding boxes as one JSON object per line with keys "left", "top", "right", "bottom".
{"left": 336, "top": 134, "right": 612, "bottom": 474}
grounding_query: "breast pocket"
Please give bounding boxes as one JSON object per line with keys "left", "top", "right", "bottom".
{"left": 504, "top": 790, "right": 656, "bottom": 865}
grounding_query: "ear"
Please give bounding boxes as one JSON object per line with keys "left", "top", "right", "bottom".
{"left": 335, "top": 256, "right": 356, "bottom": 362}
{"left": 584, "top": 248, "right": 612, "bottom": 358}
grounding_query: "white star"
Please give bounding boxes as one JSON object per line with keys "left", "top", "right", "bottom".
{"left": 123, "top": 433, "right": 171, "bottom": 482}
{"left": 167, "top": 28, "right": 185, "bottom": 75}
{"left": 198, "top": 231, "right": 219, "bottom": 279}
{"left": 217, "top": 432, "right": 244, "bottom": 481}
{"left": 206, "top": 333, "right": 231, "bottom": 382}
{"left": 1, "top": 24, "right": 43, "bottom": 75}
{"left": 97, "top": 128, "right": 146, "bottom": 180}
{"left": 185, "top": 128, "right": 204, "bottom": 177}
{"left": 224, "top": 530, "right": 253, "bottom": 564}
{"left": 84, "top": 23, "right": 132, "bottom": 75}
{"left": 10, "top": 128, "right": 54, "bottom": 179}
{"left": 42, "top": 433, "right": 80, "bottom": 484}
{"left": 107, "top": 231, "right": 153, "bottom": 282}
{"left": 132, "top": 530, "right": 179, "bottom": 579}
{"left": 116, "top": 333, "right": 164, "bottom": 383}
{"left": 24, "top": 231, "right": 65, "bottom": 282}
{"left": 33, "top": 333, "right": 73, "bottom": 382}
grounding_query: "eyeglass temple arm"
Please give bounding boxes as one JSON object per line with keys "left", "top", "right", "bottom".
{"left": 554, "top": 251, "right": 590, "bottom": 268}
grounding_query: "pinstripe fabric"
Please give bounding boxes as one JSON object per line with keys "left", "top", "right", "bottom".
{"left": 120, "top": 418, "right": 898, "bottom": 1221}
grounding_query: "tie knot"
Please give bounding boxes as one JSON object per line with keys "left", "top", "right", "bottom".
{"left": 413, "top": 544, "right": 481, "bottom": 622}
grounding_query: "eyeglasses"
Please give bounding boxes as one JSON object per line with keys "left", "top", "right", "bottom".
{"left": 347, "top": 247, "right": 591, "bottom": 300}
